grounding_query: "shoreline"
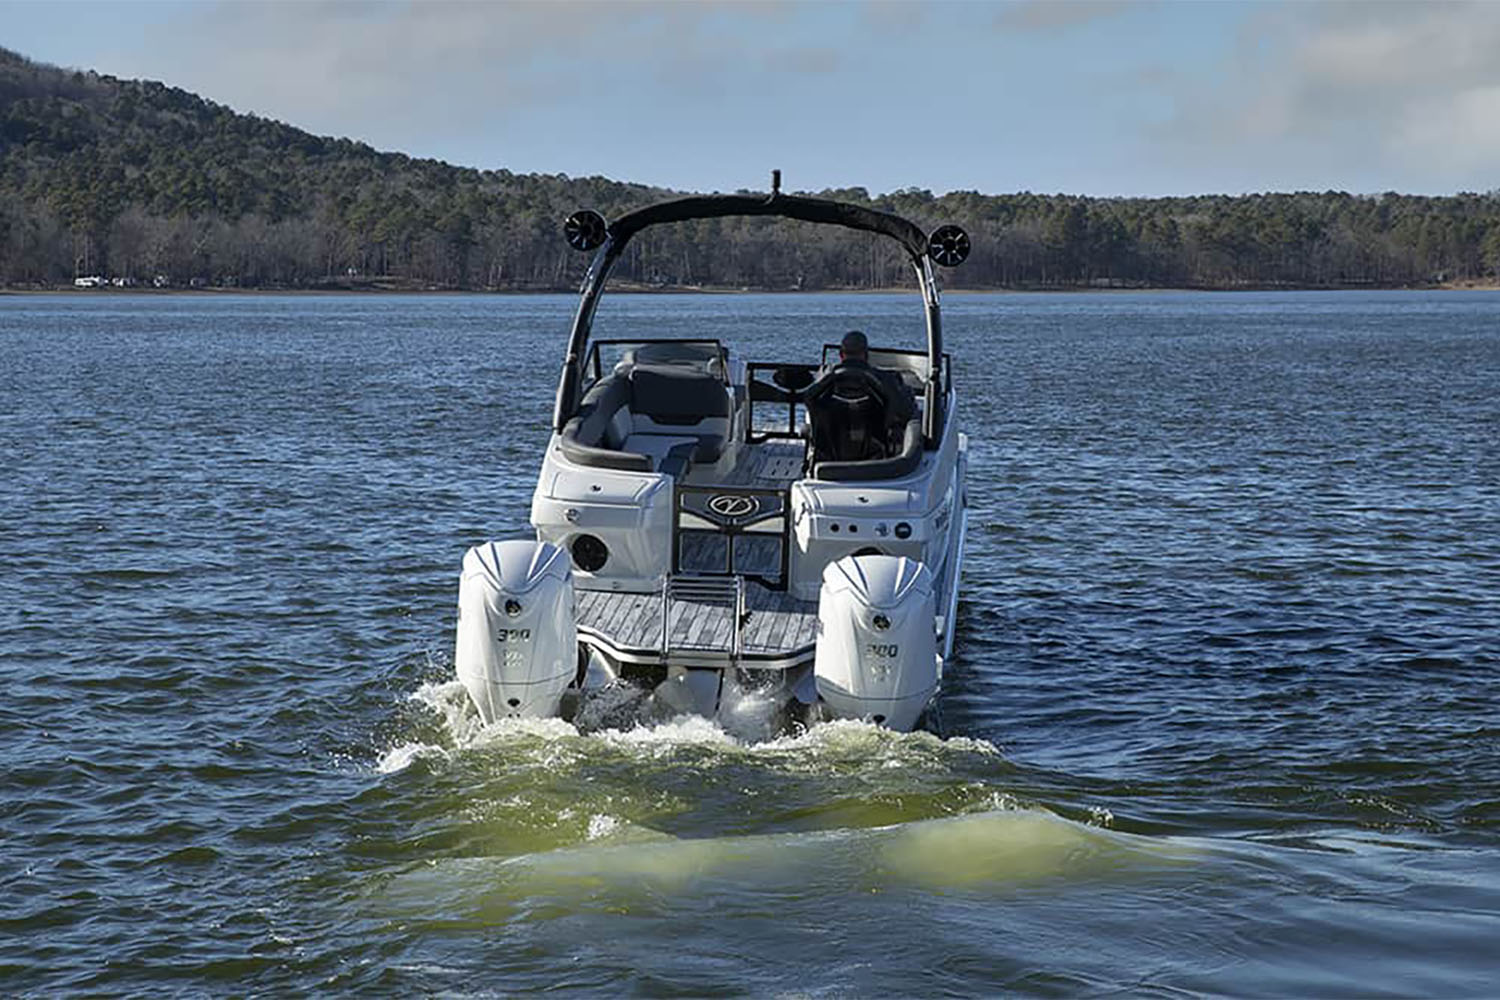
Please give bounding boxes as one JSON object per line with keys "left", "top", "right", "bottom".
{"left": 3, "top": 281, "right": 1496, "bottom": 297}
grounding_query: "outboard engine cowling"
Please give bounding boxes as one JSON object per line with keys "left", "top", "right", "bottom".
{"left": 814, "top": 554, "right": 938, "bottom": 731}
{"left": 455, "top": 540, "right": 577, "bottom": 722}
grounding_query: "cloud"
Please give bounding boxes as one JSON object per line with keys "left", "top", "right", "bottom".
{"left": 1152, "top": 1, "right": 1500, "bottom": 189}
{"left": 994, "top": 0, "right": 1143, "bottom": 34}
{"left": 1395, "top": 85, "right": 1500, "bottom": 176}
{"left": 99, "top": 2, "right": 740, "bottom": 151}
{"left": 92, "top": 1, "right": 869, "bottom": 171}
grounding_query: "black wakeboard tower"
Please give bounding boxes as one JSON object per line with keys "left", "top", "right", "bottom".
{"left": 552, "top": 170, "right": 971, "bottom": 446}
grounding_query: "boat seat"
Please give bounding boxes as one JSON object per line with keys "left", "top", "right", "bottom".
{"left": 628, "top": 364, "right": 729, "bottom": 423}
{"left": 658, "top": 442, "right": 697, "bottom": 480}
{"left": 557, "top": 368, "right": 730, "bottom": 472}
{"left": 813, "top": 417, "right": 924, "bottom": 482}
{"left": 628, "top": 364, "right": 730, "bottom": 462}
{"left": 621, "top": 434, "right": 700, "bottom": 476}
{"left": 558, "top": 376, "right": 651, "bottom": 471}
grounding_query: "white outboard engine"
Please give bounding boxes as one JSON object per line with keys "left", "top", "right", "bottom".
{"left": 455, "top": 540, "right": 577, "bottom": 722}
{"left": 814, "top": 555, "right": 938, "bottom": 731}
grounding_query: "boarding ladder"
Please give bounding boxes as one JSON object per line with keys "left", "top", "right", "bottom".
{"left": 661, "top": 575, "right": 745, "bottom": 660}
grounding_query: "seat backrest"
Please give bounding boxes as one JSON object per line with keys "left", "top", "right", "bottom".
{"left": 628, "top": 364, "right": 731, "bottom": 426}
{"left": 573, "top": 376, "right": 632, "bottom": 446}
{"left": 809, "top": 372, "right": 891, "bottom": 463}
{"left": 558, "top": 376, "right": 652, "bottom": 472}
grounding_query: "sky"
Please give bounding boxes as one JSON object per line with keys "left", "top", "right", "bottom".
{"left": 3, "top": 0, "right": 1498, "bottom": 198}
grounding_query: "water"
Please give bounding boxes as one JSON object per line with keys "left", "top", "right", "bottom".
{"left": 2, "top": 289, "right": 1498, "bottom": 996}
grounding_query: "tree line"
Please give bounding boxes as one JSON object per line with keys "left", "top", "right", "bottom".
{"left": 3, "top": 47, "right": 1499, "bottom": 292}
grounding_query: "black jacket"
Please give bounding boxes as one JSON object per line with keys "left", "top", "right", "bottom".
{"left": 838, "top": 358, "right": 916, "bottom": 426}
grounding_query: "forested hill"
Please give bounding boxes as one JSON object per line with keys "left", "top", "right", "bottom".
{"left": 3, "top": 46, "right": 1499, "bottom": 291}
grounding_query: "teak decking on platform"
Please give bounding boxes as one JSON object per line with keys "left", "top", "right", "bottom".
{"left": 575, "top": 583, "right": 818, "bottom": 659}
{"left": 574, "top": 437, "right": 818, "bottom": 662}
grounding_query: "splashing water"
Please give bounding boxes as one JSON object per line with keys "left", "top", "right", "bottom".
{"left": 380, "top": 677, "right": 1004, "bottom": 774}
{"left": 369, "top": 679, "right": 1191, "bottom": 931}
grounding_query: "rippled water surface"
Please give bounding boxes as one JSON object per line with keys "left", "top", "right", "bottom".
{"left": 3, "top": 290, "right": 1498, "bottom": 996}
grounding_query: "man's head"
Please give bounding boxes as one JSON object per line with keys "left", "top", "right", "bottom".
{"left": 839, "top": 330, "right": 869, "bottom": 362}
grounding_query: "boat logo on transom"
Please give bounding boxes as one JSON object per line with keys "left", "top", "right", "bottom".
{"left": 708, "top": 494, "right": 759, "bottom": 519}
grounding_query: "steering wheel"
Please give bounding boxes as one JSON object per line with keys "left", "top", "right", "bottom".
{"left": 801, "top": 362, "right": 897, "bottom": 411}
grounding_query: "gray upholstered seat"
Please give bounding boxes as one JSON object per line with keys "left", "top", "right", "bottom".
{"left": 558, "top": 366, "right": 731, "bottom": 472}
{"left": 812, "top": 417, "right": 924, "bottom": 482}
{"left": 628, "top": 364, "right": 730, "bottom": 426}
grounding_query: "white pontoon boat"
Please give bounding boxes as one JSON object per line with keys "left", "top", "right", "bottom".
{"left": 455, "top": 177, "right": 970, "bottom": 731}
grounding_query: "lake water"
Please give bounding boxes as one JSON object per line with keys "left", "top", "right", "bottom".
{"left": 2, "top": 290, "right": 1497, "bottom": 996}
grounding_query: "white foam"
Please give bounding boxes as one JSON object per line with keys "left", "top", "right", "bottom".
{"left": 749, "top": 717, "right": 1001, "bottom": 757}
{"left": 468, "top": 715, "right": 580, "bottom": 747}
{"left": 377, "top": 742, "right": 449, "bottom": 774}
{"left": 594, "top": 714, "right": 735, "bottom": 750}
{"left": 586, "top": 814, "right": 620, "bottom": 840}
{"left": 409, "top": 679, "right": 487, "bottom": 745}
{"left": 381, "top": 677, "right": 1003, "bottom": 773}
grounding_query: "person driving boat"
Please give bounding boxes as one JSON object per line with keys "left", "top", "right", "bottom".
{"left": 803, "top": 330, "right": 916, "bottom": 462}
{"left": 836, "top": 329, "right": 915, "bottom": 425}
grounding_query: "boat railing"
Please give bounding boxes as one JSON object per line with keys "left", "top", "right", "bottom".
{"left": 745, "top": 361, "right": 814, "bottom": 444}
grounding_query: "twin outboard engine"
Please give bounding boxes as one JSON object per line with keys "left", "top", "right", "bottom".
{"left": 455, "top": 545, "right": 940, "bottom": 730}
{"left": 814, "top": 555, "right": 938, "bottom": 731}
{"left": 455, "top": 540, "right": 577, "bottom": 722}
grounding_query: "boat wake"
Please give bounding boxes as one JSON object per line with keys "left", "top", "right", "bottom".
{"left": 363, "top": 679, "right": 1195, "bottom": 921}
{"left": 377, "top": 678, "right": 1002, "bottom": 776}
{"left": 377, "top": 807, "right": 1193, "bottom": 923}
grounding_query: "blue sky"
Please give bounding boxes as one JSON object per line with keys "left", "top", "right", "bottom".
{"left": 4, "top": 0, "right": 1498, "bottom": 197}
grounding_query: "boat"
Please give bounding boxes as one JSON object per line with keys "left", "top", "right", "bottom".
{"left": 454, "top": 174, "right": 971, "bottom": 731}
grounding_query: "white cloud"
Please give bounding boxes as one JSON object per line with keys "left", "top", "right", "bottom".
{"left": 173, "top": 3, "right": 656, "bottom": 117}
{"left": 98, "top": 2, "right": 783, "bottom": 157}
{"left": 1153, "top": 1, "right": 1500, "bottom": 190}
{"left": 1394, "top": 85, "right": 1500, "bottom": 176}
{"left": 86, "top": 0, "right": 879, "bottom": 179}
{"left": 60, "top": 0, "right": 1496, "bottom": 195}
